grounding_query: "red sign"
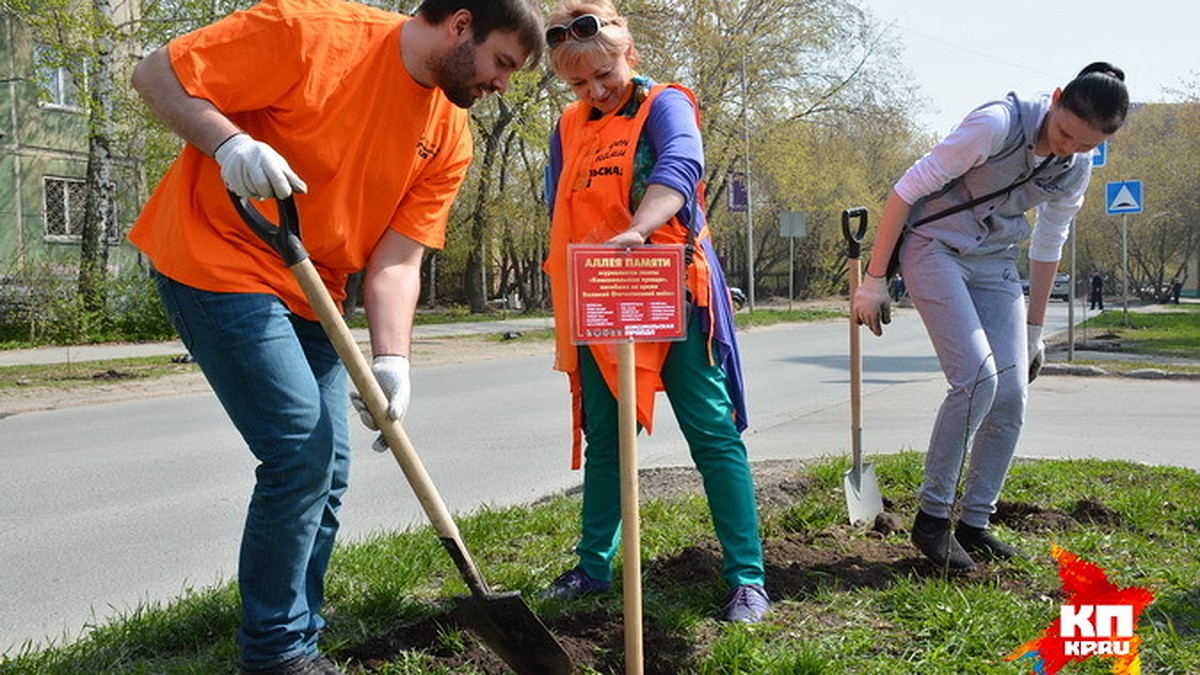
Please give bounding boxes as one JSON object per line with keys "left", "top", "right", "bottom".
{"left": 1007, "top": 545, "right": 1154, "bottom": 674}
{"left": 569, "top": 244, "right": 686, "bottom": 343}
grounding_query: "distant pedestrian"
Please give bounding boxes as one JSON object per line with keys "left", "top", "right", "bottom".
{"left": 1090, "top": 271, "right": 1104, "bottom": 310}
{"left": 1171, "top": 278, "right": 1183, "bottom": 304}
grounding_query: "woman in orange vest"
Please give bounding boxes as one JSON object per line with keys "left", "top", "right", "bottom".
{"left": 540, "top": 0, "right": 768, "bottom": 623}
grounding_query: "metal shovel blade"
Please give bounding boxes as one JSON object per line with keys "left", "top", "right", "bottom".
{"left": 452, "top": 591, "right": 572, "bottom": 675}
{"left": 843, "top": 461, "right": 884, "bottom": 526}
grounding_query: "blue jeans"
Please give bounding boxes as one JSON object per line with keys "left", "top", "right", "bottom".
{"left": 156, "top": 274, "right": 350, "bottom": 669}
{"left": 901, "top": 235, "right": 1027, "bottom": 528}
{"left": 575, "top": 314, "right": 764, "bottom": 588}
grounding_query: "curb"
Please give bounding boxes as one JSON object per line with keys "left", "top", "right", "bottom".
{"left": 1042, "top": 362, "right": 1200, "bottom": 380}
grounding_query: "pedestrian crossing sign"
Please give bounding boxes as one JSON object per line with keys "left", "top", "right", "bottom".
{"left": 1105, "top": 180, "right": 1142, "bottom": 215}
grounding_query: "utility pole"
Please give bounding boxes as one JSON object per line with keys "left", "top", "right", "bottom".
{"left": 740, "top": 51, "right": 755, "bottom": 310}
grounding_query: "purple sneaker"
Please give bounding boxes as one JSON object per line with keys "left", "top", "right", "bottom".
{"left": 539, "top": 566, "right": 611, "bottom": 599}
{"left": 720, "top": 583, "right": 770, "bottom": 623}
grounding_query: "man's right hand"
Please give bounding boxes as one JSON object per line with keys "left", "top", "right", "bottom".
{"left": 349, "top": 355, "right": 411, "bottom": 453}
{"left": 213, "top": 133, "right": 308, "bottom": 200}
{"left": 852, "top": 274, "right": 892, "bottom": 336}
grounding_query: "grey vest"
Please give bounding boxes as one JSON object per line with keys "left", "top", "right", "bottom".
{"left": 907, "top": 92, "right": 1090, "bottom": 256}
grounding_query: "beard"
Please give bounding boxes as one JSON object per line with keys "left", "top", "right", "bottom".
{"left": 429, "top": 40, "right": 490, "bottom": 109}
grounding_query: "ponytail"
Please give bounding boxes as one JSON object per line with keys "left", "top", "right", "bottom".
{"left": 1060, "top": 61, "right": 1129, "bottom": 134}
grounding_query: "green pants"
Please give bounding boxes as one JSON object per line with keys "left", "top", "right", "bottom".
{"left": 575, "top": 319, "right": 764, "bottom": 588}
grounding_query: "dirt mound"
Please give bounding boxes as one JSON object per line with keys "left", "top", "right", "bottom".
{"left": 338, "top": 461, "right": 1093, "bottom": 672}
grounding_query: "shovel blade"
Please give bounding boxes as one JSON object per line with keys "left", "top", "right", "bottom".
{"left": 843, "top": 462, "right": 884, "bottom": 526}
{"left": 452, "top": 591, "right": 572, "bottom": 675}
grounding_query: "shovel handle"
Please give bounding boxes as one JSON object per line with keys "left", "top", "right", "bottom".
{"left": 842, "top": 207, "right": 868, "bottom": 260}
{"left": 229, "top": 192, "right": 307, "bottom": 266}
{"left": 843, "top": 208, "right": 865, "bottom": 472}
{"left": 229, "top": 194, "right": 492, "bottom": 597}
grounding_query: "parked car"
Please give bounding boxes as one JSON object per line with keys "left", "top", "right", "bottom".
{"left": 729, "top": 287, "right": 747, "bottom": 310}
{"left": 1051, "top": 273, "right": 1071, "bottom": 301}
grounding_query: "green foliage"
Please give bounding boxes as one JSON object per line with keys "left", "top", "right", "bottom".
{"left": 1072, "top": 100, "right": 1200, "bottom": 295}
{"left": 0, "top": 263, "right": 174, "bottom": 346}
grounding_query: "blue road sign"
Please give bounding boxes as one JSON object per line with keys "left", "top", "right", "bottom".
{"left": 1091, "top": 141, "right": 1107, "bottom": 167}
{"left": 1105, "top": 180, "right": 1143, "bottom": 215}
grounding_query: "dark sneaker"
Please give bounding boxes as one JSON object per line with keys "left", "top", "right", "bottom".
{"left": 240, "top": 654, "right": 323, "bottom": 675}
{"left": 310, "top": 655, "right": 346, "bottom": 675}
{"left": 720, "top": 583, "right": 770, "bottom": 623}
{"left": 911, "top": 510, "right": 976, "bottom": 572}
{"left": 955, "top": 523, "right": 1027, "bottom": 561}
{"left": 539, "top": 566, "right": 611, "bottom": 599}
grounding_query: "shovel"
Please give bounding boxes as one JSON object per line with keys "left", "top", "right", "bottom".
{"left": 230, "top": 194, "right": 572, "bottom": 675}
{"left": 842, "top": 207, "right": 885, "bottom": 526}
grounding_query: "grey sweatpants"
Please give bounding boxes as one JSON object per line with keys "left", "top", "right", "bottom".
{"left": 901, "top": 234, "right": 1029, "bottom": 528}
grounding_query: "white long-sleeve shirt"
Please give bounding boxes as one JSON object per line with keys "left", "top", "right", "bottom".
{"left": 894, "top": 96, "right": 1090, "bottom": 263}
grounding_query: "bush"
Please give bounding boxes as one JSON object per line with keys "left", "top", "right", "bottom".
{"left": 0, "top": 264, "right": 175, "bottom": 347}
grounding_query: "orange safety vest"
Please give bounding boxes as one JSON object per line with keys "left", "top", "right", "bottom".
{"left": 544, "top": 83, "right": 714, "bottom": 468}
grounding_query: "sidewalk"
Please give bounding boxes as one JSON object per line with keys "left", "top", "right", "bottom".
{"left": 0, "top": 314, "right": 555, "bottom": 368}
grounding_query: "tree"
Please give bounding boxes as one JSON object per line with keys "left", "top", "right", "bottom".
{"left": 1073, "top": 98, "right": 1200, "bottom": 299}
{"left": 620, "top": 0, "right": 926, "bottom": 300}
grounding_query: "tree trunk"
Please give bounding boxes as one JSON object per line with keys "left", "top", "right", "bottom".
{"left": 464, "top": 99, "right": 514, "bottom": 313}
{"left": 78, "top": 0, "right": 118, "bottom": 316}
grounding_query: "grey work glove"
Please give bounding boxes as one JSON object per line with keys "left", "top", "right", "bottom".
{"left": 349, "top": 354, "right": 411, "bottom": 453}
{"left": 1027, "top": 323, "right": 1045, "bottom": 383}
{"left": 213, "top": 133, "right": 308, "bottom": 200}
{"left": 852, "top": 273, "right": 892, "bottom": 336}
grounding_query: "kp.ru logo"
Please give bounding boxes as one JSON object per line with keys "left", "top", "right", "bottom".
{"left": 1008, "top": 545, "right": 1154, "bottom": 674}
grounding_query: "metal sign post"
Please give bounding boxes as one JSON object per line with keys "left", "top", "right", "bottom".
{"left": 779, "top": 211, "right": 806, "bottom": 311}
{"left": 1106, "top": 180, "right": 1143, "bottom": 328}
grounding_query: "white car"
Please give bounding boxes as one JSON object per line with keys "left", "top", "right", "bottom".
{"left": 1051, "top": 273, "right": 1071, "bottom": 301}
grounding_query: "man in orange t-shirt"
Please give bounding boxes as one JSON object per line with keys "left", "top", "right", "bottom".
{"left": 129, "top": 1, "right": 542, "bottom": 672}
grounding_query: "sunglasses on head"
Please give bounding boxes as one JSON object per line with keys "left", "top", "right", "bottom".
{"left": 545, "top": 14, "right": 609, "bottom": 49}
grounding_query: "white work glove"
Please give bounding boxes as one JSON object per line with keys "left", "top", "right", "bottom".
{"left": 349, "top": 355, "right": 411, "bottom": 453}
{"left": 1027, "top": 323, "right": 1045, "bottom": 383}
{"left": 213, "top": 133, "right": 308, "bottom": 200}
{"left": 852, "top": 274, "right": 892, "bottom": 336}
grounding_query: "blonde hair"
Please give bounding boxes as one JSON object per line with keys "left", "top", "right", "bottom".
{"left": 546, "top": 0, "right": 638, "bottom": 77}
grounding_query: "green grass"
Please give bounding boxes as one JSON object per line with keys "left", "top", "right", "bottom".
{"left": 1078, "top": 304, "right": 1200, "bottom": 359}
{"left": 0, "top": 355, "right": 198, "bottom": 391}
{"left": 3, "top": 455, "right": 1196, "bottom": 674}
{"left": 735, "top": 306, "right": 844, "bottom": 330}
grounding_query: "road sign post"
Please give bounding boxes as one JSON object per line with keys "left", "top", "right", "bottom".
{"left": 779, "top": 211, "right": 806, "bottom": 310}
{"left": 1106, "top": 180, "right": 1144, "bottom": 326}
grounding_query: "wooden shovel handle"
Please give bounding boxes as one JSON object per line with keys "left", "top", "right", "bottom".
{"left": 229, "top": 194, "right": 490, "bottom": 596}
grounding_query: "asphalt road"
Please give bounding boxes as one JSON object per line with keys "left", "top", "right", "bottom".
{"left": 2, "top": 302, "right": 1197, "bottom": 654}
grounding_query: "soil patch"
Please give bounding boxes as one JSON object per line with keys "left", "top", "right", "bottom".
{"left": 337, "top": 461, "right": 1079, "bottom": 673}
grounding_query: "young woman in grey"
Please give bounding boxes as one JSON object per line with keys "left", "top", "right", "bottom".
{"left": 853, "top": 62, "right": 1129, "bottom": 572}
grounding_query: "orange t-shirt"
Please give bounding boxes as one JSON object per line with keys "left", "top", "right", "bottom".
{"left": 129, "top": 0, "right": 473, "bottom": 319}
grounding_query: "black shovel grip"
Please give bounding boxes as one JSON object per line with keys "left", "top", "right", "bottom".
{"left": 228, "top": 192, "right": 308, "bottom": 266}
{"left": 842, "top": 207, "right": 868, "bottom": 260}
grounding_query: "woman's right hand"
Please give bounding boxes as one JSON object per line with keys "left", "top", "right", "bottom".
{"left": 852, "top": 275, "right": 892, "bottom": 336}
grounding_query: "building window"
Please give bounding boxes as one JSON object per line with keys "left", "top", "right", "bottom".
{"left": 44, "top": 177, "right": 119, "bottom": 244}
{"left": 34, "top": 43, "right": 86, "bottom": 110}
